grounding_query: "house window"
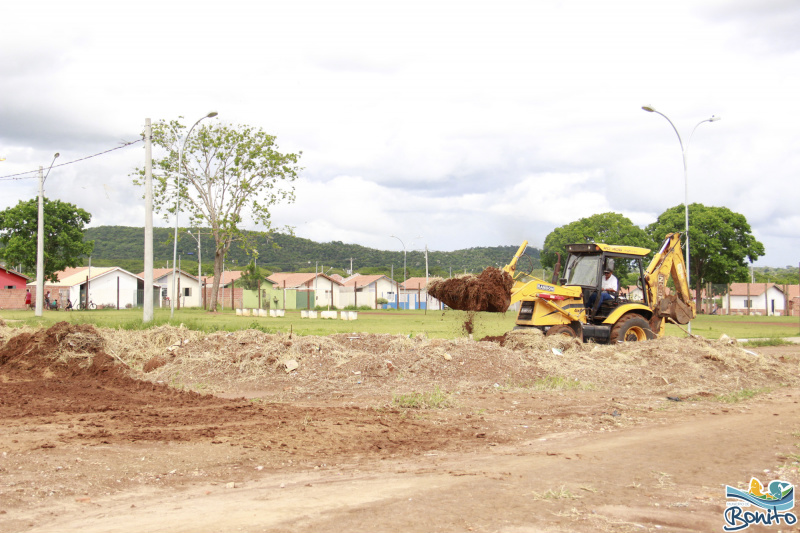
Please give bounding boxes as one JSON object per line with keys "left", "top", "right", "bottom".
{"left": 4, "top": 285, "right": 15, "bottom": 289}
{"left": 184, "top": 287, "right": 192, "bottom": 297}
{"left": 745, "top": 299, "right": 753, "bottom": 308}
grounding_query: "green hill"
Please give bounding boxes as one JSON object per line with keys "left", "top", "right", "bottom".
{"left": 81, "top": 226, "right": 542, "bottom": 282}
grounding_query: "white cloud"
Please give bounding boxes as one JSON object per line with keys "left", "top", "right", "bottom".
{"left": 2, "top": 0, "right": 799, "bottom": 268}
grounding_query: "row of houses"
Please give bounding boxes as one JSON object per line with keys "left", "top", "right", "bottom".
{"left": 2, "top": 264, "right": 798, "bottom": 315}
{"left": 0, "top": 265, "right": 443, "bottom": 311}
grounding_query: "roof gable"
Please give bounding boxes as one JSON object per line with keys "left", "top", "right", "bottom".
{"left": 48, "top": 266, "right": 147, "bottom": 287}
{"left": 267, "top": 272, "right": 344, "bottom": 288}
{"left": 0, "top": 265, "right": 30, "bottom": 282}
{"left": 137, "top": 268, "right": 199, "bottom": 282}
{"left": 342, "top": 274, "right": 390, "bottom": 288}
{"left": 205, "top": 270, "right": 244, "bottom": 286}
{"left": 402, "top": 277, "right": 441, "bottom": 290}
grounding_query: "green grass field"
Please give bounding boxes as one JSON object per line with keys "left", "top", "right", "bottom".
{"left": 2, "top": 307, "right": 798, "bottom": 341}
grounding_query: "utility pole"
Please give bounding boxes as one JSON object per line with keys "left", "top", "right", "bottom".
{"left": 143, "top": 118, "right": 154, "bottom": 322}
{"left": 35, "top": 153, "right": 59, "bottom": 317}
{"left": 35, "top": 166, "right": 45, "bottom": 317}
{"left": 187, "top": 230, "right": 204, "bottom": 309}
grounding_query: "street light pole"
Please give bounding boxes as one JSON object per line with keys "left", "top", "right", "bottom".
{"left": 390, "top": 235, "right": 407, "bottom": 282}
{"left": 642, "top": 105, "right": 720, "bottom": 333}
{"left": 169, "top": 111, "right": 217, "bottom": 319}
{"left": 35, "top": 153, "right": 59, "bottom": 317}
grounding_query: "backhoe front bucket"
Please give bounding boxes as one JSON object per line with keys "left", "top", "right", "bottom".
{"left": 656, "top": 295, "right": 694, "bottom": 325}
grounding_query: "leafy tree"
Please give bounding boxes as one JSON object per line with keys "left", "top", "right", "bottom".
{"left": 0, "top": 199, "right": 94, "bottom": 282}
{"left": 646, "top": 204, "right": 765, "bottom": 310}
{"left": 238, "top": 260, "right": 264, "bottom": 290}
{"left": 541, "top": 213, "right": 657, "bottom": 279}
{"left": 752, "top": 266, "right": 798, "bottom": 285}
{"left": 135, "top": 118, "right": 302, "bottom": 310}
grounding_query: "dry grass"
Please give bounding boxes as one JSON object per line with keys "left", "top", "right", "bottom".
{"left": 2, "top": 323, "right": 797, "bottom": 398}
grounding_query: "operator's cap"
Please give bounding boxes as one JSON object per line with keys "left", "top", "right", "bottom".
{"left": 604, "top": 269, "right": 611, "bottom": 273}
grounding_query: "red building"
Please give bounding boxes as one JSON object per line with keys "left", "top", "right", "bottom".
{"left": 0, "top": 266, "right": 31, "bottom": 309}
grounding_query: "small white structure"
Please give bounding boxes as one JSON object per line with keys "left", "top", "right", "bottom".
{"left": 341, "top": 274, "right": 396, "bottom": 309}
{"left": 723, "top": 283, "right": 789, "bottom": 316}
{"left": 43, "top": 266, "right": 159, "bottom": 309}
{"left": 141, "top": 268, "right": 202, "bottom": 308}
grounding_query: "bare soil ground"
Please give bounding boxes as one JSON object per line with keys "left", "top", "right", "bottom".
{"left": 1, "top": 322, "right": 800, "bottom": 533}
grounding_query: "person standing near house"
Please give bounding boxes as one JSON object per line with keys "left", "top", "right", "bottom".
{"left": 25, "top": 289, "right": 32, "bottom": 310}
{"left": 44, "top": 290, "right": 51, "bottom": 309}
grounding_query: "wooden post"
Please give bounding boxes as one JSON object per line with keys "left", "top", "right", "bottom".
{"left": 746, "top": 282, "right": 750, "bottom": 316}
{"left": 727, "top": 284, "right": 731, "bottom": 315}
{"left": 116, "top": 276, "right": 120, "bottom": 310}
{"left": 765, "top": 282, "right": 769, "bottom": 316}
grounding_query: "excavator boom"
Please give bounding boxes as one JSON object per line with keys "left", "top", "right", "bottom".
{"left": 644, "top": 232, "right": 695, "bottom": 325}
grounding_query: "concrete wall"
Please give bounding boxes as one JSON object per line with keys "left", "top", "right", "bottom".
{"left": 204, "top": 287, "right": 244, "bottom": 310}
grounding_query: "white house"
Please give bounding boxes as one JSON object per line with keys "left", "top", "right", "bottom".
{"left": 267, "top": 272, "right": 344, "bottom": 309}
{"left": 341, "top": 274, "right": 396, "bottom": 309}
{"left": 399, "top": 277, "right": 443, "bottom": 310}
{"left": 722, "top": 283, "right": 788, "bottom": 316}
{"left": 140, "top": 268, "right": 202, "bottom": 308}
{"left": 42, "top": 266, "right": 159, "bottom": 309}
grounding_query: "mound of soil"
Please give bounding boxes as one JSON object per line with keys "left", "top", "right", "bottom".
{"left": 2, "top": 321, "right": 800, "bottom": 533}
{"left": 428, "top": 267, "right": 514, "bottom": 312}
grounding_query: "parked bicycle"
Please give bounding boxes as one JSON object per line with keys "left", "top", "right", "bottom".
{"left": 77, "top": 300, "right": 96, "bottom": 310}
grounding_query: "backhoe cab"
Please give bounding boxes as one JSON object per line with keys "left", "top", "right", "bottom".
{"left": 505, "top": 233, "right": 695, "bottom": 343}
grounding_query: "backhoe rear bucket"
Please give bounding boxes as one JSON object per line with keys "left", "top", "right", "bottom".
{"left": 656, "top": 295, "right": 694, "bottom": 325}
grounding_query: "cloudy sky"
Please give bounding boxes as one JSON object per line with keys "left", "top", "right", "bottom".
{"left": 2, "top": 0, "right": 798, "bottom": 267}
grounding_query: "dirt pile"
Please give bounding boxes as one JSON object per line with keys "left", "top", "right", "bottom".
{"left": 428, "top": 267, "right": 514, "bottom": 312}
{"left": 0, "top": 322, "right": 219, "bottom": 426}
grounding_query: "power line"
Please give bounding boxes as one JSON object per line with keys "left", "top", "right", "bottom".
{"left": 0, "top": 138, "right": 143, "bottom": 181}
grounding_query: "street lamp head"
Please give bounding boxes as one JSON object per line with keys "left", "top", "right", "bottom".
{"left": 206, "top": 111, "right": 218, "bottom": 118}
{"left": 709, "top": 115, "right": 721, "bottom": 122}
{"left": 642, "top": 105, "right": 656, "bottom": 113}
{"left": 53, "top": 153, "right": 60, "bottom": 159}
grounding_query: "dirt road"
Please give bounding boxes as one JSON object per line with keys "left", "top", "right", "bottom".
{"left": 1, "top": 323, "right": 799, "bottom": 532}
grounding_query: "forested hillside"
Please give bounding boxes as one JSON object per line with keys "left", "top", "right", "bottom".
{"left": 82, "top": 226, "right": 541, "bottom": 281}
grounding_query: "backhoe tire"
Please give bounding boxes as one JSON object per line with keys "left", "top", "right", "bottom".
{"left": 609, "top": 314, "right": 656, "bottom": 343}
{"left": 546, "top": 324, "right": 583, "bottom": 342}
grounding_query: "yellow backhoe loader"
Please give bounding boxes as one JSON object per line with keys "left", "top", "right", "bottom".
{"left": 503, "top": 232, "right": 694, "bottom": 343}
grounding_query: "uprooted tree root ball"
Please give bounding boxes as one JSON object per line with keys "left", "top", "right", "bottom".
{"left": 428, "top": 267, "right": 514, "bottom": 312}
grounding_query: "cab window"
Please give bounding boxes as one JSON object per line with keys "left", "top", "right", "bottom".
{"left": 564, "top": 255, "right": 601, "bottom": 287}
